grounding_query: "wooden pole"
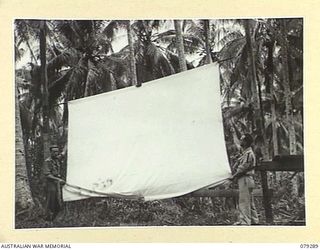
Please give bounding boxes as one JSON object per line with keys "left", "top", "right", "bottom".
{"left": 260, "top": 171, "right": 273, "bottom": 224}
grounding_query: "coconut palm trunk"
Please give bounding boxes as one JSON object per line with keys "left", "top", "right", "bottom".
{"left": 279, "top": 19, "right": 299, "bottom": 195}
{"left": 25, "top": 39, "right": 38, "bottom": 65}
{"left": 84, "top": 60, "right": 92, "bottom": 97}
{"left": 243, "top": 19, "right": 269, "bottom": 160}
{"left": 15, "top": 85, "right": 34, "bottom": 211}
{"left": 265, "top": 40, "right": 279, "bottom": 185}
{"left": 203, "top": 19, "right": 212, "bottom": 64}
{"left": 279, "top": 19, "right": 297, "bottom": 155}
{"left": 174, "top": 20, "right": 187, "bottom": 72}
{"left": 243, "top": 20, "right": 259, "bottom": 106}
{"left": 267, "top": 41, "right": 279, "bottom": 157}
{"left": 127, "top": 20, "right": 138, "bottom": 86}
{"left": 40, "top": 20, "right": 51, "bottom": 168}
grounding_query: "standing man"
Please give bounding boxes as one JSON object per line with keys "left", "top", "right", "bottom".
{"left": 43, "top": 144, "right": 65, "bottom": 221}
{"left": 229, "top": 134, "right": 259, "bottom": 225}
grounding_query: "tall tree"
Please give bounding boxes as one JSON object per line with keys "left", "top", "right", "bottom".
{"left": 243, "top": 20, "right": 260, "bottom": 127}
{"left": 174, "top": 20, "right": 187, "bottom": 72}
{"left": 243, "top": 19, "right": 269, "bottom": 159}
{"left": 264, "top": 36, "right": 279, "bottom": 184}
{"left": 157, "top": 19, "right": 217, "bottom": 66}
{"left": 278, "top": 19, "right": 299, "bottom": 195}
{"left": 133, "top": 20, "right": 176, "bottom": 82}
{"left": 14, "top": 21, "right": 37, "bottom": 211}
{"left": 266, "top": 40, "right": 279, "bottom": 157}
{"left": 14, "top": 20, "right": 39, "bottom": 65}
{"left": 40, "top": 20, "right": 51, "bottom": 167}
{"left": 15, "top": 79, "right": 35, "bottom": 211}
{"left": 126, "top": 20, "right": 138, "bottom": 86}
{"left": 203, "top": 19, "right": 212, "bottom": 64}
{"left": 279, "top": 19, "right": 297, "bottom": 155}
{"left": 218, "top": 20, "right": 256, "bottom": 135}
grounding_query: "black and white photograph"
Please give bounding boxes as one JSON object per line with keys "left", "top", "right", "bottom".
{"left": 14, "top": 18, "right": 304, "bottom": 229}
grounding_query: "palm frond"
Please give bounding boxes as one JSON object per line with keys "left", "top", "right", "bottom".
{"left": 183, "top": 33, "right": 205, "bottom": 50}
{"left": 151, "top": 20, "right": 162, "bottom": 30}
{"left": 54, "top": 20, "right": 82, "bottom": 48}
{"left": 84, "top": 59, "right": 99, "bottom": 96}
{"left": 47, "top": 48, "right": 80, "bottom": 70}
{"left": 223, "top": 105, "right": 251, "bottom": 120}
{"left": 219, "top": 36, "right": 246, "bottom": 61}
{"left": 218, "top": 31, "right": 244, "bottom": 47}
{"left": 154, "top": 29, "right": 176, "bottom": 42}
{"left": 48, "top": 70, "right": 72, "bottom": 105}
{"left": 66, "top": 56, "right": 88, "bottom": 100}
{"left": 146, "top": 43, "right": 175, "bottom": 76}
{"left": 185, "top": 20, "right": 204, "bottom": 41}
{"left": 103, "top": 20, "right": 120, "bottom": 39}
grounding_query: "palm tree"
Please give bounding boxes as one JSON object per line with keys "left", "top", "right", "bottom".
{"left": 203, "top": 19, "right": 213, "bottom": 64}
{"left": 277, "top": 19, "right": 300, "bottom": 195}
{"left": 14, "top": 20, "right": 39, "bottom": 65}
{"left": 243, "top": 21, "right": 261, "bottom": 129}
{"left": 15, "top": 79, "right": 35, "bottom": 211}
{"left": 174, "top": 20, "right": 187, "bottom": 72}
{"left": 219, "top": 18, "right": 303, "bottom": 196}
{"left": 261, "top": 18, "right": 302, "bottom": 158}
{"left": 126, "top": 20, "right": 138, "bottom": 86}
{"left": 218, "top": 19, "right": 276, "bottom": 159}
{"left": 14, "top": 20, "right": 39, "bottom": 212}
{"left": 266, "top": 39, "right": 279, "bottom": 157}
{"left": 132, "top": 20, "right": 177, "bottom": 82}
{"left": 157, "top": 20, "right": 216, "bottom": 67}
{"left": 278, "top": 19, "right": 297, "bottom": 155}
{"left": 40, "top": 20, "right": 51, "bottom": 165}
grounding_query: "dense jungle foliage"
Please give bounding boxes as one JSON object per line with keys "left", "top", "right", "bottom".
{"left": 15, "top": 18, "right": 304, "bottom": 228}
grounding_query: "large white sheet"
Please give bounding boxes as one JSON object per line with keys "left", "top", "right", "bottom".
{"left": 63, "top": 64, "right": 231, "bottom": 201}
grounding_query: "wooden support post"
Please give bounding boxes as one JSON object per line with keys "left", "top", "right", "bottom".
{"left": 260, "top": 171, "right": 273, "bottom": 224}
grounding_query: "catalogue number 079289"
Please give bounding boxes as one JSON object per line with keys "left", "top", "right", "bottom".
{"left": 300, "top": 244, "right": 319, "bottom": 248}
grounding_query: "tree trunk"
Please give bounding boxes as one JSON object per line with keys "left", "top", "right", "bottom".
{"left": 279, "top": 19, "right": 299, "bottom": 195}
{"left": 244, "top": 20, "right": 259, "bottom": 107}
{"left": 127, "top": 20, "right": 138, "bottom": 86}
{"left": 26, "top": 39, "right": 38, "bottom": 65}
{"left": 15, "top": 85, "right": 34, "bottom": 211}
{"left": 231, "top": 120, "right": 241, "bottom": 150}
{"left": 203, "top": 19, "right": 212, "bottom": 64}
{"left": 174, "top": 20, "right": 187, "bottom": 72}
{"left": 279, "top": 19, "right": 297, "bottom": 155}
{"left": 244, "top": 19, "right": 269, "bottom": 160}
{"left": 84, "top": 60, "right": 93, "bottom": 97}
{"left": 40, "top": 20, "right": 51, "bottom": 169}
{"left": 267, "top": 41, "right": 279, "bottom": 157}
{"left": 110, "top": 73, "right": 117, "bottom": 91}
{"left": 265, "top": 40, "right": 279, "bottom": 185}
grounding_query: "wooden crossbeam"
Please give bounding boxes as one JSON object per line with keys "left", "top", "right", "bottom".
{"left": 258, "top": 155, "right": 304, "bottom": 172}
{"left": 189, "top": 188, "right": 271, "bottom": 198}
